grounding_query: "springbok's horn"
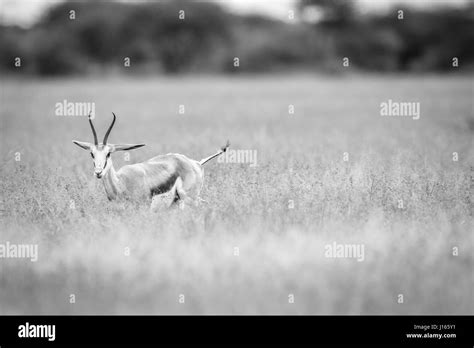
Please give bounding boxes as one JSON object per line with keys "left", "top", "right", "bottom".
{"left": 103, "top": 112, "right": 116, "bottom": 145}
{"left": 88, "top": 112, "right": 98, "bottom": 145}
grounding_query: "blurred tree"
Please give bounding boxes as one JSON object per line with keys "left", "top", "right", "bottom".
{"left": 299, "top": 0, "right": 474, "bottom": 72}
{"left": 0, "top": 0, "right": 472, "bottom": 75}
{"left": 387, "top": 7, "right": 474, "bottom": 71}
{"left": 299, "top": 0, "right": 356, "bottom": 27}
{"left": 0, "top": 26, "right": 26, "bottom": 72}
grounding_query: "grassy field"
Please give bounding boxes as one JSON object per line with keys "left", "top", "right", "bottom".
{"left": 0, "top": 74, "right": 472, "bottom": 314}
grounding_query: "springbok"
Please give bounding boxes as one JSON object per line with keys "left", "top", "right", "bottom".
{"left": 73, "top": 113, "right": 229, "bottom": 208}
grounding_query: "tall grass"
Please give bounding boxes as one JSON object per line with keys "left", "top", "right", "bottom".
{"left": 0, "top": 75, "right": 472, "bottom": 314}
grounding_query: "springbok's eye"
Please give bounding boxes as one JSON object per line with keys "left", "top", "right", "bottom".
{"left": 107, "top": 153, "right": 111, "bottom": 158}
{"left": 91, "top": 153, "right": 94, "bottom": 159}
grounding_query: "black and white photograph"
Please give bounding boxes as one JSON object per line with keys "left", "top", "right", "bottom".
{"left": 0, "top": 0, "right": 473, "bottom": 345}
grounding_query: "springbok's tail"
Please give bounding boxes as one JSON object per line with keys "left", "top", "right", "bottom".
{"left": 199, "top": 140, "right": 230, "bottom": 165}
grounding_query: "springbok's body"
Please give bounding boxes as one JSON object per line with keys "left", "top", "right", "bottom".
{"left": 73, "top": 113, "right": 229, "bottom": 208}
{"left": 102, "top": 153, "right": 206, "bottom": 205}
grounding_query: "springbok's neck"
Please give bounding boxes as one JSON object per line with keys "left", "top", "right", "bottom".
{"left": 102, "top": 159, "right": 121, "bottom": 200}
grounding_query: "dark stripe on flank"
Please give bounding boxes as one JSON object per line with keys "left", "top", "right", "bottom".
{"left": 150, "top": 173, "right": 179, "bottom": 197}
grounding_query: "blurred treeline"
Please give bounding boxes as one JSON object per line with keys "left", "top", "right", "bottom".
{"left": 1, "top": 0, "right": 473, "bottom": 75}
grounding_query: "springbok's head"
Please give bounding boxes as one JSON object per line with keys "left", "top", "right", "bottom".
{"left": 73, "top": 113, "right": 145, "bottom": 179}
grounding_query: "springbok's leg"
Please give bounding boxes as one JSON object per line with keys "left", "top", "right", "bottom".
{"left": 174, "top": 177, "right": 187, "bottom": 209}
{"left": 150, "top": 196, "right": 160, "bottom": 212}
{"left": 174, "top": 177, "right": 202, "bottom": 209}
{"left": 150, "top": 190, "right": 175, "bottom": 212}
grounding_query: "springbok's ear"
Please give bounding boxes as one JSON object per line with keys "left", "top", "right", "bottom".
{"left": 110, "top": 144, "right": 145, "bottom": 152}
{"left": 72, "top": 140, "right": 92, "bottom": 150}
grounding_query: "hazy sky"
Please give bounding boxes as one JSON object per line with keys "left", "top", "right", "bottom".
{"left": 0, "top": 0, "right": 469, "bottom": 27}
